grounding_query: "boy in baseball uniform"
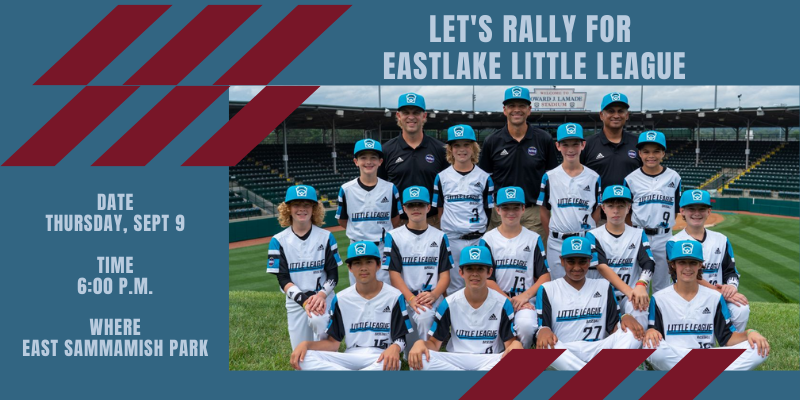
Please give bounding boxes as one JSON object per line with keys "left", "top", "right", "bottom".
{"left": 480, "top": 186, "right": 550, "bottom": 348}
{"left": 536, "top": 237, "right": 644, "bottom": 370}
{"left": 623, "top": 130, "right": 681, "bottom": 293}
{"left": 408, "top": 245, "right": 522, "bottom": 370}
{"left": 538, "top": 123, "right": 602, "bottom": 280}
{"left": 433, "top": 124, "right": 494, "bottom": 295}
{"left": 337, "top": 138, "right": 402, "bottom": 286}
{"left": 384, "top": 186, "right": 452, "bottom": 354}
{"left": 291, "top": 241, "right": 411, "bottom": 371}
{"left": 667, "top": 189, "right": 749, "bottom": 331}
{"left": 645, "top": 240, "right": 769, "bottom": 371}
{"left": 267, "top": 185, "right": 342, "bottom": 350}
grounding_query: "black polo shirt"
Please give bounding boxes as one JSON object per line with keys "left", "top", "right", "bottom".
{"left": 378, "top": 134, "right": 447, "bottom": 216}
{"left": 580, "top": 130, "right": 642, "bottom": 190}
{"left": 478, "top": 124, "right": 558, "bottom": 206}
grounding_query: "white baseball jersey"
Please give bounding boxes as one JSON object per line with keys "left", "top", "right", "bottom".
{"left": 649, "top": 285, "right": 736, "bottom": 348}
{"left": 624, "top": 168, "right": 682, "bottom": 229}
{"left": 536, "top": 278, "right": 619, "bottom": 343}
{"left": 586, "top": 225, "right": 655, "bottom": 296}
{"left": 384, "top": 226, "right": 453, "bottom": 294}
{"left": 336, "top": 178, "right": 401, "bottom": 241}
{"left": 537, "top": 165, "right": 601, "bottom": 233}
{"left": 267, "top": 226, "right": 342, "bottom": 298}
{"left": 430, "top": 289, "right": 516, "bottom": 354}
{"left": 668, "top": 230, "right": 739, "bottom": 288}
{"left": 433, "top": 166, "right": 494, "bottom": 236}
{"left": 326, "top": 283, "right": 411, "bottom": 351}
{"left": 479, "top": 228, "right": 549, "bottom": 297}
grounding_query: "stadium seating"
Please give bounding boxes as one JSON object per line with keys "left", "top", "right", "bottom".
{"left": 664, "top": 141, "right": 778, "bottom": 190}
{"left": 727, "top": 142, "right": 799, "bottom": 195}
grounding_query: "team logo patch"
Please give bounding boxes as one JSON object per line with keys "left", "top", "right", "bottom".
{"left": 613, "top": 186, "right": 624, "bottom": 196}
{"left": 383, "top": 306, "right": 391, "bottom": 313}
{"left": 571, "top": 238, "right": 583, "bottom": 251}
{"left": 489, "top": 313, "right": 497, "bottom": 321}
{"left": 566, "top": 124, "right": 577, "bottom": 135}
{"left": 296, "top": 186, "right": 307, "bottom": 197}
{"left": 682, "top": 242, "right": 694, "bottom": 254}
{"left": 354, "top": 243, "right": 367, "bottom": 255}
{"left": 702, "top": 307, "right": 711, "bottom": 315}
{"left": 454, "top": 126, "right": 464, "bottom": 137}
{"left": 646, "top": 131, "right": 657, "bottom": 141}
{"left": 410, "top": 188, "right": 420, "bottom": 198}
{"left": 610, "top": 93, "right": 621, "bottom": 101}
{"left": 512, "top": 87, "right": 522, "bottom": 97}
{"left": 628, "top": 150, "right": 637, "bottom": 158}
{"left": 505, "top": 188, "right": 517, "bottom": 199}
{"left": 365, "top": 140, "right": 375, "bottom": 149}
{"left": 628, "top": 243, "right": 636, "bottom": 250}
{"left": 268, "top": 258, "right": 275, "bottom": 267}
{"left": 593, "top": 291, "right": 602, "bottom": 298}
{"left": 469, "top": 248, "right": 481, "bottom": 260}
{"left": 527, "top": 146, "right": 537, "bottom": 156}
{"left": 406, "top": 93, "right": 416, "bottom": 104}
{"left": 317, "top": 244, "right": 324, "bottom": 251}
{"left": 382, "top": 255, "right": 387, "bottom": 264}
{"left": 425, "top": 154, "right": 435, "bottom": 163}
{"left": 692, "top": 190, "right": 703, "bottom": 201}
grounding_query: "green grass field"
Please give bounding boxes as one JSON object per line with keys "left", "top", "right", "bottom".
{"left": 229, "top": 214, "right": 800, "bottom": 370}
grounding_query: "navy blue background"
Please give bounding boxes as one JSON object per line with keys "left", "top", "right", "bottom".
{"left": 0, "top": 0, "right": 796, "bottom": 398}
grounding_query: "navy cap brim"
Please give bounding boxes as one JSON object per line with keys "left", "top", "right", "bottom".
{"left": 458, "top": 262, "right": 492, "bottom": 269}
{"left": 398, "top": 105, "right": 425, "bottom": 111}
{"left": 354, "top": 149, "right": 383, "bottom": 157}
{"left": 345, "top": 255, "right": 381, "bottom": 264}
{"left": 503, "top": 98, "right": 531, "bottom": 105}
{"left": 670, "top": 255, "right": 704, "bottom": 262}
{"left": 602, "top": 101, "right": 629, "bottom": 110}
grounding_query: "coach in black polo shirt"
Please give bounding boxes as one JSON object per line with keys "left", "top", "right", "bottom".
{"left": 580, "top": 92, "right": 642, "bottom": 190}
{"left": 378, "top": 92, "right": 447, "bottom": 226}
{"left": 478, "top": 86, "right": 557, "bottom": 238}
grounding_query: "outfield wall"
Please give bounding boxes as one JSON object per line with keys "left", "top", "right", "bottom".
{"left": 229, "top": 210, "right": 339, "bottom": 243}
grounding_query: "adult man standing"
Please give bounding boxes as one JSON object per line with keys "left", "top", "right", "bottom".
{"left": 581, "top": 92, "right": 642, "bottom": 191}
{"left": 479, "top": 86, "right": 558, "bottom": 237}
{"left": 378, "top": 93, "right": 448, "bottom": 227}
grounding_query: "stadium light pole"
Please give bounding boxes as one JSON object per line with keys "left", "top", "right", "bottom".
{"left": 282, "top": 121, "right": 289, "bottom": 178}
{"left": 378, "top": 85, "right": 381, "bottom": 108}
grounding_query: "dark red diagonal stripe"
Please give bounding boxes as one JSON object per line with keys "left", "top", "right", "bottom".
{"left": 3, "top": 86, "right": 137, "bottom": 166}
{"left": 640, "top": 349, "right": 745, "bottom": 400}
{"left": 125, "top": 5, "right": 259, "bottom": 85}
{"left": 35, "top": 5, "right": 168, "bottom": 85}
{"left": 460, "top": 349, "right": 563, "bottom": 400}
{"left": 551, "top": 349, "right": 654, "bottom": 400}
{"left": 183, "top": 86, "right": 318, "bottom": 166}
{"left": 93, "top": 86, "right": 228, "bottom": 166}
{"left": 214, "top": 5, "right": 350, "bottom": 85}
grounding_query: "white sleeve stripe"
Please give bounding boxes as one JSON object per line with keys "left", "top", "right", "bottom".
{"left": 268, "top": 250, "right": 280, "bottom": 255}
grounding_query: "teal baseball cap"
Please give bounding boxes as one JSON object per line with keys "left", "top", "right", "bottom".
{"left": 447, "top": 124, "right": 477, "bottom": 143}
{"left": 557, "top": 123, "right": 584, "bottom": 142}
{"left": 354, "top": 139, "right": 383, "bottom": 158}
{"left": 503, "top": 86, "right": 531, "bottom": 104}
{"left": 600, "top": 92, "right": 630, "bottom": 110}
{"left": 680, "top": 189, "right": 712, "bottom": 207}
{"left": 345, "top": 241, "right": 382, "bottom": 264}
{"left": 602, "top": 185, "right": 632, "bottom": 203}
{"left": 561, "top": 237, "right": 593, "bottom": 258}
{"left": 669, "top": 240, "right": 705, "bottom": 262}
{"left": 496, "top": 186, "right": 525, "bottom": 205}
{"left": 459, "top": 246, "right": 494, "bottom": 269}
{"left": 402, "top": 186, "right": 430, "bottom": 204}
{"left": 285, "top": 185, "right": 317, "bottom": 203}
{"left": 637, "top": 130, "right": 667, "bottom": 151}
{"left": 398, "top": 92, "right": 425, "bottom": 111}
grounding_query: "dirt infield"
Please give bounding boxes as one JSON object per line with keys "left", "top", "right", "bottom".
{"left": 673, "top": 212, "right": 725, "bottom": 231}
{"left": 229, "top": 226, "right": 344, "bottom": 250}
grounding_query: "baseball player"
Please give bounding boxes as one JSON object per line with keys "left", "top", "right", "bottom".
{"left": 480, "top": 186, "right": 550, "bottom": 348}
{"left": 536, "top": 237, "right": 644, "bottom": 370}
{"left": 337, "top": 138, "right": 402, "bottom": 286}
{"left": 267, "top": 185, "right": 342, "bottom": 350}
{"left": 408, "top": 246, "right": 522, "bottom": 370}
{"left": 644, "top": 240, "right": 769, "bottom": 371}
{"left": 623, "top": 130, "right": 681, "bottom": 293}
{"left": 290, "top": 241, "right": 411, "bottom": 371}
{"left": 667, "top": 189, "right": 749, "bottom": 331}
{"left": 587, "top": 185, "right": 654, "bottom": 329}
{"left": 537, "top": 123, "right": 602, "bottom": 280}
{"left": 384, "top": 186, "right": 452, "bottom": 354}
{"left": 433, "top": 124, "right": 494, "bottom": 295}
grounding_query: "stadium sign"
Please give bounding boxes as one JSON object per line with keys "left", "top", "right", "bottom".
{"left": 531, "top": 88, "right": 587, "bottom": 110}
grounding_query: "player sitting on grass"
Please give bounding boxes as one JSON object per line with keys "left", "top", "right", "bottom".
{"left": 587, "top": 185, "right": 654, "bottom": 329}
{"left": 644, "top": 240, "right": 769, "bottom": 371}
{"left": 267, "top": 185, "right": 342, "bottom": 350}
{"left": 337, "top": 138, "right": 402, "bottom": 286}
{"left": 384, "top": 186, "right": 452, "bottom": 354}
{"left": 433, "top": 124, "right": 494, "bottom": 295}
{"left": 408, "top": 246, "right": 523, "bottom": 370}
{"left": 480, "top": 186, "right": 550, "bottom": 349}
{"left": 536, "top": 236, "right": 643, "bottom": 370}
{"left": 667, "top": 189, "right": 749, "bottom": 332}
{"left": 290, "top": 241, "right": 410, "bottom": 371}
{"left": 538, "top": 122, "right": 601, "bottom": 280}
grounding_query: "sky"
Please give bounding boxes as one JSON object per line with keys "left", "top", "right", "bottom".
{"left": 230, "top": 85, "right": 798, "bottom": 112}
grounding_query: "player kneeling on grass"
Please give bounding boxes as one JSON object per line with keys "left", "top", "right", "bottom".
{"left": 481, "top": 186, "right": 550, "bottom": 349}
{"left": 667, "top": 189, "right": 749, "bottom": 331}
{"left": 645, "top": 240, "right": 769, "bottom": 370}
{"left": 588, "top": 185, "right": 654, "bottom": 329}
{"left": 408, "top": 246, "right": 522, "bottom": 371}
{"left": 268, "top": 185, "right": 342, "bottom": 350}
{"left": 291, "top": 241, "right": 411, "bottom": 370}
{"left": 536, "top": 236, "right": 644, "bottom": 370}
